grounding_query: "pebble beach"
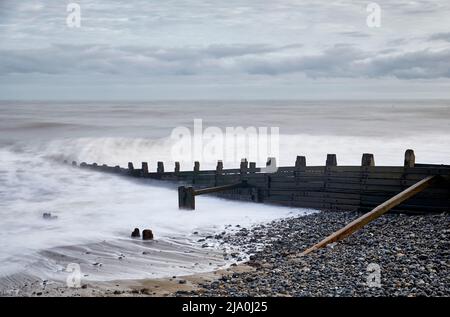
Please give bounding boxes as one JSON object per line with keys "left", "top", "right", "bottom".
{"left": 175, "top": 211, "right": 449, "bottom": 297}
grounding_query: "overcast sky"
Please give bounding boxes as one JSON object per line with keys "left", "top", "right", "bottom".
{"left": 1, "top": 0, "right": 449, "bottom": 100}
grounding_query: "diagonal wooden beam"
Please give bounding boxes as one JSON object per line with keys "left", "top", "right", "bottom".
{"left": 301, "top": 175, "right": 441, "bottom": 256}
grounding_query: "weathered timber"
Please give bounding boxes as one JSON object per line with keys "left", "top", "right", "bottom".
{"left": 178, "top": 186, "right": 195, "bottom": 210}
{"left": 326, "top": 154, "right": 337, "bottom": 167}
{"left": 157, "top": 161, "right": 164, "bottom": 173}
{"left": 68, "top": 149, "right": 450, "bottom": 214}
{"left": 301, "top": 175, "right": 441, "bottom": 255}
{"left": 194, "top": 161, "right": 200, "bottom": 172}
{"left": 216, "top": 161, "right": 223, "bottom": 174}
{"left": 141, "top": 162, "right": 148, "bottom": 175}
{"left": 178, "top": 181, "right": 249, "bottom": 210}
{"left": 404, "top": 149, "right": 415, "bottom": 168}
{"left": 361, "top": 153, "right": 375, "bottom": 167}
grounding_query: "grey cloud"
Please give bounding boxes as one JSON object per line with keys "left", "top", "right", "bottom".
{"left": 365, "top": 49, "right": 450, "bottom": 79}
{"left": 0, "top": 43, "right": 303, "bottom": 76}
{"left": 241, "top": 46, "right": 450, "bottom": 79}
{"left": 1, "top": 43, "right": 449, "bottom": 80}
{"left": 429, "top": 32, "right": 450, "bottom": 42}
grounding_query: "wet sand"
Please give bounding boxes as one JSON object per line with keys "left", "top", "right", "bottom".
{"left": 0, "top": 236, "right": 246, "bottom": 297}
{"left": 0, "top": 264, "right": 254, "bottom": 297}
{"left": 2, "top": 211, "right": 448, "bottom": 297}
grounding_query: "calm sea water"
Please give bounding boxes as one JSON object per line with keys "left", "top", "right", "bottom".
{"left": 0, "top": 100, "right": 449, "bottom": 280}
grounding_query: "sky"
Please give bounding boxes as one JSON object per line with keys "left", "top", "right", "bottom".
{"left": 0, "top": 0, "right": 450, "bottom": 100}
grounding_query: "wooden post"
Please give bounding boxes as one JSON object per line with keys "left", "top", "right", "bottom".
{"left": 128, "top": 162, "right": 134, "bottom": 170}
{"left": 240, "top": 158, "right": 248, "bottom": 174}
{"left": 174, "top": 161, "right": 180, "bottom": 173}
{"left": 301, "top": 175, "right": 440, "bottom": 255}
{"left": 178, "top": 186, "right": 195, "bottom": 210}
{"left": 194, "top": 161, "right": 200, "bottom": 172}
{"left": 216, "top": 160, "right": 223, "bottom": 173}
{"left": 141, "top": 162, "right": 149, "bottom": 175}
{"left": 251, "top": 187, "right": 262, "bottom": 202}
{"left": 404, "top": 149, "right": 415, "bottom": 168}
{"left": 361, "top": 153, "right": 375, "bottom": 167}
{"left": 157, "top": 161, "right": 164, "bottom": 173}
{"left": 249, "top": 162, "right": 256, "bottom": 173}
{"left": 295, "top": 156, "right": 306, "bottom": 169}
{"left": 326, "top": 154, "right": 337, "bottom": 167}
{"left": 295, "top": 156, "right": 306, "bottom": 180}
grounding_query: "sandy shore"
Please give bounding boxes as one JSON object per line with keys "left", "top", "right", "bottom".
{"left": 2, "top": 211, "right": 448, "bottom": 297}
{"left": 0, "top": 263, "right": 254, "bottom": 297}
{"left": 0, "top": 237, "right": 243, "bottom": 297}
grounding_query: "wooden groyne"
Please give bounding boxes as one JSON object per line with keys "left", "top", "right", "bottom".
{"left": 67, "top": 149, "right": 450, "bottom": 214}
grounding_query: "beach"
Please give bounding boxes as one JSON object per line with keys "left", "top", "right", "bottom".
{"left": 1, "top": 0, "right": 450, "bottom": 306}
{"left": 3, "top": 211, "right": 448, "bottom": 297}
{"left": 0, "top": 100, "right": 449, "bottom": 297}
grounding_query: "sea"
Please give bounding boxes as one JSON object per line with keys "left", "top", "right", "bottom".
{"left": 0, "top": 100, "right": 449, "bottom": 284}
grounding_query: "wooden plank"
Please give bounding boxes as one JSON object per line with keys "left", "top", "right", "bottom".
{"left": 301, "top": 175, "right": 440, "bottom": 255}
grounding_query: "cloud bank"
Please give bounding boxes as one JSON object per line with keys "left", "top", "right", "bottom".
{"left": 0, "top": 0, "right": 449, "bottom": 99}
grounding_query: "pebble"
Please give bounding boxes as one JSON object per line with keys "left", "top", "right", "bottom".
{"left": 176, "top": 212, "right": 449, "bottom": 297}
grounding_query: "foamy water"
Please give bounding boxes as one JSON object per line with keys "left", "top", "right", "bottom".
{"left": 0, "top": 100, "right": 449, "bottom": 281}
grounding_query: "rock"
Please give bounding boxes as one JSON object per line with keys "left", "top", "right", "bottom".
{"left": 142, "top": 229, "right": 154, "bottom": 240}
{"left": 179, "top": 279, "right": 187, "bottom": 284}
{"left": 42, "top": 212, "right": 57, "bottom": 220}
{"left": 140, "top": 288, "right": 150, "bottom": 294}
{"left": 131, "top": 228, "right": 140, "bottom": 238}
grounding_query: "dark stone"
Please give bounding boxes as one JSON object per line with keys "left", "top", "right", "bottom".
{"left": 142, "top": 229, "right": 154, "bottom": 240}
{"left": 131, "top": 228, "right": 140, "bottom": 238}
{"left": 42, "top": 212, "right": 57, "bottom": 220}
{"left": 140, "top": 288, "right": 150, "bottom": 294}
